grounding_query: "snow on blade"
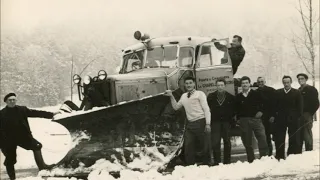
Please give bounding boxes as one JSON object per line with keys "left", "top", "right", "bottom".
{"left": 53, "top": 93, "right": 165, "bottom": 120}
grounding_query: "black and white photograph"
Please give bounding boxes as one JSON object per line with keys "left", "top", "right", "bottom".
{"left": 0, "top": 0, "right": 319, "bottom": 179}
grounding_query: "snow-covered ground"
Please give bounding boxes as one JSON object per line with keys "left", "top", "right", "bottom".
{"left": 1, "top": 119, "right": 319, "bottom": 180}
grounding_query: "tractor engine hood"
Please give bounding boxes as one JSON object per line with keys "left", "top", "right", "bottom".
{"left": 107, "top": 69, "right": 175, "bottom": 103}
{"left": 108, "top": 68, "right": 175, "bottom": 81}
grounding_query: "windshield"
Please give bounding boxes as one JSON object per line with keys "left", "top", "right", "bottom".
{"left": 121, "top": 50, "right": 145, "bottom": 73}
{"left": 178, "top": 47, "right": 193, "bottom": 67}
{"left": 145, "top": 46, "right": 178, "bottom": 68}
{"left": 121, "top": 45, "right": 191, "bottom": 74}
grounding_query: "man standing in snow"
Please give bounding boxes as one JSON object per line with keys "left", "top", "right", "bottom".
{"left": 235, "top": 76, "right": 268, "bottom": 163}
{"left": 212, "top": 35, "right": 246, "bottom": 74}
{"left": 270, "top": 76, "right": 303, "bottom": 160}
{"left": 207, "top": 78, "right": 235, "bottom": 165}
{"left": 164, "top": 77, "right": 211, "bottom": 165}
{"left": 256, "top": 77, "right": 276, "bottom": 156}
{"left": 0, "top": 93, "right": 60, "bottom": 180}
{"left": 296, "top": 73, "right": 319, "bottom": 152}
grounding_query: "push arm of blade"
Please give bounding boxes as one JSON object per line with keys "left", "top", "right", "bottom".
{"left": 170, "top": 95, "right": 183, "bottom": 110}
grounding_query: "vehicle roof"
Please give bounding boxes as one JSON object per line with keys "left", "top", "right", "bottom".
{"left": 123, "top": 36, "right": 212, "bottom": 53}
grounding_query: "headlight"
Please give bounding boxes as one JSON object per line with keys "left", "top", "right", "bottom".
{"left": 83, "top": 75, "right": 91, "bottom": 85}
{"left": 134, "top": 31, "right": 150, "bottom": 41}
{"left": 73, "top": 74, "right": 81, "bottom": 84}
{"left": 98, "top": 70, "right": 107, "bottom": 80}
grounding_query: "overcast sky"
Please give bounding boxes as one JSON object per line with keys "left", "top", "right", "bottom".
{"left": 2, "top": 0, "right": 318, "bottom": 35}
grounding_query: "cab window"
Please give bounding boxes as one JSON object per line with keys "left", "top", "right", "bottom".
{"left": 178, "top": 47, "right": 193, "bottom": 67}
{"left": 145, "top": 46, "right": 178, "bottom": 68}
{"left": 122, "top": 50, "right": 144, "bottom": 73}
{"left": 197, "top": 41, "right": 229, "bottom": 68}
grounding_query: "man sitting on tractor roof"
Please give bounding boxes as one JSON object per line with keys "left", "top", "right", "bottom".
{"left": 212, "top": 35, "right": 246, "bottom": 75}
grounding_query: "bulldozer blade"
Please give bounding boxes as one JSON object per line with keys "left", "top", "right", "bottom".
{"left": 52, "top": 93, "right": 186, "bottom": 169}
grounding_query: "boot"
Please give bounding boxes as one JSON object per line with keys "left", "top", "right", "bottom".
{"left": 33, "top": 150, "right": 56, "bottom": 170}
{"left": 6, "top": 165, "right": 16, "bottom": 180}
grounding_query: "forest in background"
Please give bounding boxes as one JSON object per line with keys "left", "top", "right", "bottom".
{"left": 1, "top": 0, "right": 319, "bottom": 107}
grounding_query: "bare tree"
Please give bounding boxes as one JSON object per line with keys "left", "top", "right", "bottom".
{"left": 292, "top": 0, "right": 319, "bottom": 87}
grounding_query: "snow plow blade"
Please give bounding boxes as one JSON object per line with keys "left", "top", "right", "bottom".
{"left": 52, "top": 93, "right": 186, "bottom": 169}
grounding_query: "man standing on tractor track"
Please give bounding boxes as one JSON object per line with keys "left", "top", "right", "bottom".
{"left": 164, "top": 76, "right": 211, "bottom": 166}
{"left": 207, "top": 78, "right": 235, "bottom": 165}
{"left": 256, "top": 77, "right": 276, "bottom": 156}
{"left": 296, "top": 73, "right": 319, "bottom": 152}
{"left": 235, "top": 76, "right": 268, "bottom": 163}
{"left": 0, "top": 93, "right": 60, "bottom": 180}
{"left": 212, "top": 35, "right": 246, "bottom": 75}
{"left": 270, "top": 76, "right": 303, "bottom": 160}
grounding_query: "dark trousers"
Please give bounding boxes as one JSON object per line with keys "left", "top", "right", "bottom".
{"left": 211, "top": 121, "right": 231, "bottom": 164}
{"left": 274, "top": 117, "right": 301, "bottom": 160}
{"left": 262, "top": 116, "right": 273, "bottom": 156}
{"left": 2, "top": 137, "right": 43, "bottom": 180}
{"left": 239, "top": 117, "right": 268, "bottom": 163}
{"left": 2, "top": 137, "right": 42, "bottom": 166}
{"left": 184, "top": 118, "right": 208, "bottom": 165}
{"left": 301, "top": 112, "right": 313, "bottom": 151}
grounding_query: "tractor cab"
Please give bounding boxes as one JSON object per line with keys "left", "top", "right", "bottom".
{"left": 72, "top": 31, "right": 235, "bottom": 111}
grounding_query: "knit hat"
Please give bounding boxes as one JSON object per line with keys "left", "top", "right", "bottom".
{"left": 4, "top": 93, "right": 16, "bottom": 102}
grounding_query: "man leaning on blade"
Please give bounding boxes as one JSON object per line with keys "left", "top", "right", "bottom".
{"left": 0, "top": 93, "right": 60, "bottom": 180}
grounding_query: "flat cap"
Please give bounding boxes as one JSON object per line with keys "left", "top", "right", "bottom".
{"left": 4, "top": 93, "right": 16, "bottom": 102}
{"left": 297, "top": 73, "right": 308, "bottom": 80}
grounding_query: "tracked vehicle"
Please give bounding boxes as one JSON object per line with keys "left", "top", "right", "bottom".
{"left": 52, "top": 31, "right": 240, "bottom": 170}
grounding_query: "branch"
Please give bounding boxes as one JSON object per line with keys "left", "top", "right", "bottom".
{"left": 301, "top": 59, "right": 313, "bottom": 75}
{"left": 303, "top": 33, "right": 314, "bottom": 56}
{"left": 78, "top": 56, "right": 102, "bottom": 76}
{"left": 291, "top": 29, "right": 306, "bottom": 43}
{"left": 292, "top": 39, "right": 313, "bottom": 75}
{"left": 312, "top": 16, "right": 320, "bottom": 29}
{"left": 303, "top": 0, "right": 311, "bottom": 11}
{"left": 296, "top": 6, "right": 310, "bottom": 21}
{"left": 293, "top": 32, "right": 313, "bottom": 61}
{"left": 297, "top": 0, "right": 312, "bottom": 39}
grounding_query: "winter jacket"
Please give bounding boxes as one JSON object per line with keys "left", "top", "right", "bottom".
{"left": 257, "top": 85, "right": 276, "bottom": 118}
{"left": 213, "top": 42, "right": 246, "bottom": 74}
{"left": 299, "top": 84, "right": 319, "bottom": 115}
{"left": 0, "top": 105, "right": 53, "bottom": 146}
{"left": 207, "top": 91, "right": 235, "bottom": 122}
{"left": 273, "top": 88, "right": 303, "bottom": 122}
{"left": 235, "top": 89, "right": 264, "bottom": 118}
